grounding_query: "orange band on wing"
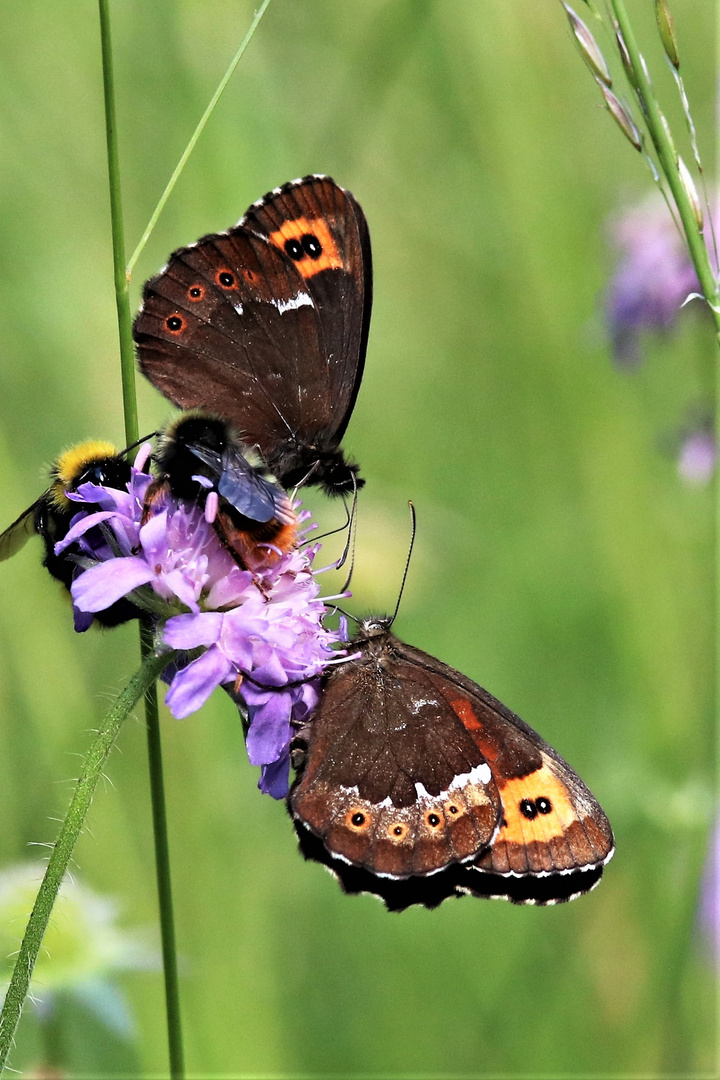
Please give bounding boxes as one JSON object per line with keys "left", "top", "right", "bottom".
{"left": 451, "top": 698, "right": 483, "bottom": 732}
{"left": 495, "top": 767, "right": 577, "bottom": 845}
{"left": 268, "top": 217, "right": 343, "bottom": 277}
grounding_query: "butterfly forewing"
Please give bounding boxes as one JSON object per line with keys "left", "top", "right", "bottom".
{"left": 241, "top": 175, "right": 372, "bottom": 445}
{"left": 396, "top": 639, "right": 615, "bottom": 878}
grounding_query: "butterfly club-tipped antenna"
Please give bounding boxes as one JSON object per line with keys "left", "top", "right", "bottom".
{"left": 388, "top": 500, "right": 417, "bottom": 629}
{"left": 336, "top": 475, "right": 359, "bottom": 592}
{"left": 301, "top": 472, "right": 359, "bottom": 568}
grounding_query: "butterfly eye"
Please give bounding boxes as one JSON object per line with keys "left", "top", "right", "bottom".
{"left": 165, "top": 314, "right": 186, "bottom": 335}
{"left": 301, "top": 233, "right": 322, "bottom": 259}
{"left": 536, "top": 796, "right": 553, "bottom": 815}
{"left": 215, "top": 269, "right": 237, "bottom": 289}
{"left": 519, "top": 798, "right": 538, "bottom": 820}
{"left": 187, "top": 284, "right": 205, "bottom": 301}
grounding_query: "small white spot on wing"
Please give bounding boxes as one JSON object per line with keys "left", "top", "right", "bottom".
{"left": 448, "top": 762, "right": 492, "bottom": 790}
{"left": 272, "top": 293, "right": 314, "bottom": 314}
{"left": 409, "top": 698, "right": 438, "bottom": 715}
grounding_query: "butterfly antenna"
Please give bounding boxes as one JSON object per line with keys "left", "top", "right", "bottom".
{"left": 337, "top": 477, "right": 359, "bottom": 587}
{"left": 291, "top": 460, "right": 321, "bottom": 499}
{"left": 388, "top": 501, "right": 416, "bottom": 628}
{"left": 303, "top": 494, "right": 350, "bottom": 547}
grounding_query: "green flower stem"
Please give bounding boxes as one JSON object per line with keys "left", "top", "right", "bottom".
{"left": 98, "top": 0, "right": 138, "bottom": 448}
{"left": 126, "top": 0, "right": 273, "bottom": 278}
{"left": 98, "top": 4, "right": 184, "bottom": 1076}
{"left": 610, "top": 0, "right": 720, "bottom": 339}
{"left": 0, "top": 647, "right": 173, "bottom": 1075}
{"left": 141, "top": 626, "right": 185, "bottom": 1079}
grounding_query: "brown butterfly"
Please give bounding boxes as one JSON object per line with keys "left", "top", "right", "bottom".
{"left": 133, "top": 175, "right": 372, "bottom": 497}
{"left": 289, "top": 618, "right": 614, "bottom": 909}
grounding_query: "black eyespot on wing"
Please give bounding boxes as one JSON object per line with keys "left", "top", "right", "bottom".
{"left": 284, "top": 237, "right": 304, "bottom": 260}
{"left": 519, "top": 799, "right": 538, "bottom": 820}
{"left": 301, "top": 233, "right": 322, "bottom": 259}
{"left": 165, "top": 315, "right": 185, "bottom": 334}
{"left": 216, "top": 269, "right": 237, "bottom": 289}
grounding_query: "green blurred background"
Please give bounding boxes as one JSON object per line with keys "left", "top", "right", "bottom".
{"left": 0, "top": 1, "right": 715, "bottom": 1076}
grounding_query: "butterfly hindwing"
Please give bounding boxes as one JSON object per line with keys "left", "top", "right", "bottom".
{"left": 290, "top": 630, "right": 501, "bottom": 878}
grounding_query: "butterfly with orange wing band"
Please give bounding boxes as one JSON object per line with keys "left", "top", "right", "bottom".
{"left": 289, "top": 618, "right": 614, "bottom": 910}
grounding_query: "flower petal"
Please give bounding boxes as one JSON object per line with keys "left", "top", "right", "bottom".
{"left": 164, "top": 646, "right": 233, "bottom": 719}
{"left": 71, "top": 558, "right": 154, "bottom": 612}
{"left": 163, "top": 612, "right": 224, "bottom": 650}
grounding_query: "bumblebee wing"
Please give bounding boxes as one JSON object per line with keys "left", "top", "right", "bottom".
{"left": 217, "top": 445, "right": 285, "bottom": 523}
{"left": 0, "top": 502, "right": 40, "bottom": 561}
{"left": 188, "top": 441, "right": 283, "bottom": 523}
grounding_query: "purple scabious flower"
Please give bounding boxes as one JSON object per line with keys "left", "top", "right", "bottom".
{"left": 55, "top": 447, "right": 341, "bottom": 798}
{"left": 699, "top": 815, "right": 720, "bottom": 966}
{"left": 605, "top": 196, "right": 711, "bottom": 367}
{"left": 677, "top": 427, "right": 716, "bottom": 484}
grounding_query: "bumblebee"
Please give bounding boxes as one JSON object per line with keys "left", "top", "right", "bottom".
{"left": 0, "top": 440, "right": 138, "bottom": 627}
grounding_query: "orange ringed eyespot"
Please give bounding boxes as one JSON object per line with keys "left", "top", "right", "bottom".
{"left": 215, "top": 269, "right": 237, "bottom": 289}
{"left": 165, "top": 315, "right": 185, "bottom": 335}
{"left": 187, "top": 284, "right": 205, "bottom": 301}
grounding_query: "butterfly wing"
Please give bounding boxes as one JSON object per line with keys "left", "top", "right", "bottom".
{"left": 394, "top": 640, "right": 615, "bottom": 892}
{"left": 290, "top": 632, "right": 502, "bottom": 879}
{"left": 134, "top": 176, "right": 371, "bottom": 489}
{"left": 241, "top": 175, "right": 372, "bottom": 449}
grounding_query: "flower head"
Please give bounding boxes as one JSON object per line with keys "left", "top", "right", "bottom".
{"left": 55, "top": 447, "right": 341, "bottom": 797}
{"left": 605, "top": 196, "right": 706, "bottom": 367}
{"left": 678, "top": 427, "right": 716, "bottom": 484}
{"left": 699, "top": 815, "right": 720, "bottom": 966}
{"left": 0, "top": 863, "right": 155, "bottom": 1000}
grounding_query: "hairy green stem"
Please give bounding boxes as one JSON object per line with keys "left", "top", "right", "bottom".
{"left": 141, "top": 627, "right": 185, "bottom": 1078}
{"left": 0, "top": 648, "right": 173, "bottom": 1074}
{"left": 98, "top": 4, "right": 185, "bottom": 1076}
{"left": 126, "top": 0, "right": 273, "bottom": 277}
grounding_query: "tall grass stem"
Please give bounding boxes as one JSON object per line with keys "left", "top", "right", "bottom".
{"left": 126, "top": 0, "right": 273, "bottom": 278}
{"left": 610, "top": 0, "right": 720, "bottom": 329}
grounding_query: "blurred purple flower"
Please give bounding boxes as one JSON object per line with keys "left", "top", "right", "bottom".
{"left": 677, "top": 428, "right": 716, "bottom": 484}
{"left": 606, "top": 196, "right": 713, "bottom": 367}
{"left": 55, "top": 448, "right": 341, "bottom": 797}
{"left": 699, "top": 816, "right": 719, "bottom": 965}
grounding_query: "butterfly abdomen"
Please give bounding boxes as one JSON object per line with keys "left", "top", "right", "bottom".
{"left": 271, "top": 443, "right": 364, "bottom": 496}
